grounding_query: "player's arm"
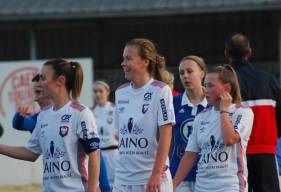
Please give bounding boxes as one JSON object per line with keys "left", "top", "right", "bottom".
{"left": 173, "top": 151, "right": 197, "bottom": 188}
{"left": 147, "top": 123, "right": 172, "bottom": 192}
{"left": 0, "top": 144, "right": 39, "bottom": 161}
{"left": 219, "top": 92, "right": 240, "bottom": 146}
{"left": 88, "top": 150, "right": 100, "bottom": 192}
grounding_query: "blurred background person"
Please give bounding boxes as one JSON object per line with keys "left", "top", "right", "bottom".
{"left": 162, "top": 70, "right": 179, "bottom": 96}
{"left": 225, "top": 33, "right": 281, "bottom": 192}
{"left": 170, "top": 55, "right": 208, "bottom": 192}
{"left": 12, "top": 73, "right": 52, "bottom": 133}
{"left": 92, "top": 80, "right": 118, "bottom": 189}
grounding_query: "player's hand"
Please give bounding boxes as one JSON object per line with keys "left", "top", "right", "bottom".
{"left": 219, "top": 91, "right": 232, "bottom": 112}
{"left": 17, "top": 104, "right": 33, "bottom": 116}
{"left": 147, "top": 172, "right": 161, "bottom": 192}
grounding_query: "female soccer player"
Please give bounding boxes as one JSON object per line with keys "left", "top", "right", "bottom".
{"left": 92, "top": 80, "right": 118, "bottom": 188}
{"left": 170, "top": 56, "right": 208, "bottom": 192}
{"left": 0, "top": 58, "right": 100, "bottom": 192}
{"left": 173, "top": 65, "right": 254, "bottom": 192}
{"left": 113, "top": 38, "right": 175, "bottom": 192}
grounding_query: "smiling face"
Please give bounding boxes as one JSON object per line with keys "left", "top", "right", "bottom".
{"left": 121, "top": 45, "right": 149, "bottom": 82}
{"left": 204, "top": 73, "right": 226, "bottom": 106}
{"left": 179, "top": 59, "right": 205, "bottom": 92}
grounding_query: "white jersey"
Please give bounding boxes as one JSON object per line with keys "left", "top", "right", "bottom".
{"left": 114, "top": 79, "right": 175, "bottom": 185}
{"left": 186, "top": 104, "right": 254, "bottom": 192}
{"left": 26, "top": 101, "right": 99, "bottom": 192}
{"left": 92, "top": 102, "right": 118, "bottom": 148}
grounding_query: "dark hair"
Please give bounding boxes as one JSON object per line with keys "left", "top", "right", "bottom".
{"left": 225, "top": 32, "right": 250, "bottom": 60}
{"left": 126, "top": 38, "right": 166, "bottom": 81}
{"left": 43, "top": 58, "right": 83, "bottom": 100}
{"left": 210, "top": 64, "right": 242, "bottom": 105}
{"left": 32, "top": 74, "right": 40, "bottom": 82}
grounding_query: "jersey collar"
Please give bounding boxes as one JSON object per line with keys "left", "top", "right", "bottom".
{"left": 181, "top": 92, "right": 208, "bottom": 108}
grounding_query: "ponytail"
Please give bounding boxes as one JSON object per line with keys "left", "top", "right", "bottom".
{"left": 43, "top": 58, "right": 83, "bottom": 101}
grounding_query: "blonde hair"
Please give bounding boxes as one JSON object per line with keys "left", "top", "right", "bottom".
{"left": 211, "top": 64, "right": 242, "bottom": 104}
{"left": 126, "top": 38, "right": 166, "bottom": 81}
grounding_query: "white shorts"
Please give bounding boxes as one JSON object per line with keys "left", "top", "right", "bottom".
{"left": 176, "top": 181, "right": 195, "bottom": 192}
{"left": 112, "top": 169, "right": 173, "bottom": 192}
{"left": 102, "top": 148, "right": 118, "bottom": 187}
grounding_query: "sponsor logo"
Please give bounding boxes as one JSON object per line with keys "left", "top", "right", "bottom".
{"left": 142, "top": 103, "right": 149, "bottom": 114}
{"left": 90, "top": 141, "right": 99, "bottom": 149}
{"left": 234, "top": 114, "right": 242, "bottom": 130}
{"left": 118, "top": 99, "right": 129, "bottom": 104}
{"left": 108, "top": 110, "right": 114, "bottom": 116}
{"left": 144, "top": 92, "right": 153, "bottom": 101}
{"left": 178, "top": 108, "right": 185, "bottom": 113}
{"left": 160, "top": 98, "right": 168, "bottom": 121}
{"left": 119, "top": 118, "right": 149, "bottom": 152}
{"left": 199, "top": 136, "right": 228, "bottom": 169}
{"left": 43, "top": 141, "right": 71, "bottom": 179}
{"left": 61, "top": 114, "right": 71, "bottom": 123}
{"left": 41, "top": 123, "right": 48, "bottom": 128}
{"left": 200, "top": 121, "right": 210, "bottom": 126}
{"left": 59, "top": 126, "right": 69, "bottom": 137}
{"left": 117, "top": 107, "right": 125, "bottom": 113}
{"left": 81, "top": 121, "right": 88, "bottom": 139}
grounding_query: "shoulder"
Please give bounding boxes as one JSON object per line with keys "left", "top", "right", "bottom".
{"left": 173, "top": 93, "right": 183, "bottom": 106}
{"left": 116, "top": 82, "right": 130, "bottom": 91}
{"left": 234, "top": 105, "right": 253, "bottom": 116}
{"left": 109, "top": 102, "right": 115, "bottom": 108}
{"left": 70, "top": 101, "right": 86, "bottom": 112}
{"left": 40, "top": 105, "right": 52, "bottom": 112}
{"left": 197, "top": 106, "right": 213, "bottom": 116}
{"left": 150, "top": 80, "right": 167, "bottom": 89}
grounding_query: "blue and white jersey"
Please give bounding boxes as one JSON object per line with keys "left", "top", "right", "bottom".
{"left": 186, "top": 104, "right": 253, "bottom": 192}
{"left": 26, "top": 101, "right": 99, "bottom": 192}
{"left": 170, "top": 92, "right": 208, "bottom": 181}
{"left": 114, "top": 78, "right": 175, "bottom": 185}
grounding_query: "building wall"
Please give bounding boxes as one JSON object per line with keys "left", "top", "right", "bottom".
{"left": 0, "top": 11, "right": 279, "bottom": 93}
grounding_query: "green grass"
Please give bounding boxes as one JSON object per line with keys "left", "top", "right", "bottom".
{"left": 0, "top": 184, "right": 42, "bottom": 192}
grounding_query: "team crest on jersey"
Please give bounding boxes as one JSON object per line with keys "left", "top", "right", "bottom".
{"left": 107, "top": 117, "right": 113, "bottom": 124}
{"left": 180, "top": 118, "right": 194, "bottom": 143}
{"left": 59, "top": 126, "right": 69, "bottom": 137}
{"left": 120, "top": 117, "right": 143, "bottom": 135}
{"left": 108, "top": 110, "right": 114, "bottom": 116}
{"left": 61, "top": 114, "right": 72, "bottom": 123}
{"left": 144, "top": 92, "right": 153, "bottom": 101}
{"left": 142, "top": 103, "right": 149, "bottom": 114}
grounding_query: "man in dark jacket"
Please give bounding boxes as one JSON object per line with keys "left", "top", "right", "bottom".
{"left": 224, "top": 33, "right": 281, "bottom": 192}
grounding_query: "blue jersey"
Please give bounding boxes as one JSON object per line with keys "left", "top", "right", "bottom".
{"left": 170, "top": 92, "right": 208, "bottom": 181}
{"left": 12, "top": 112, "right": 38, "bottom": 133}
{"left": 12, "top": 111, "right": 111, "bottom": 192}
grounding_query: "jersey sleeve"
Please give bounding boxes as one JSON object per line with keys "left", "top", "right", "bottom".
{"left": 185, "top": 114, "right": 200, "bottom": 153}
{"left": 25, "top": 113, "right": 42, "bottom": 154}
{"left": 232, "top": 107, "right": 254, "bottom": 149}
{"left": 157, "top": 85, "right": 175, "bottom": 127}
{"left": 77, "top": 108, "right": 100, "bottom": 153}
